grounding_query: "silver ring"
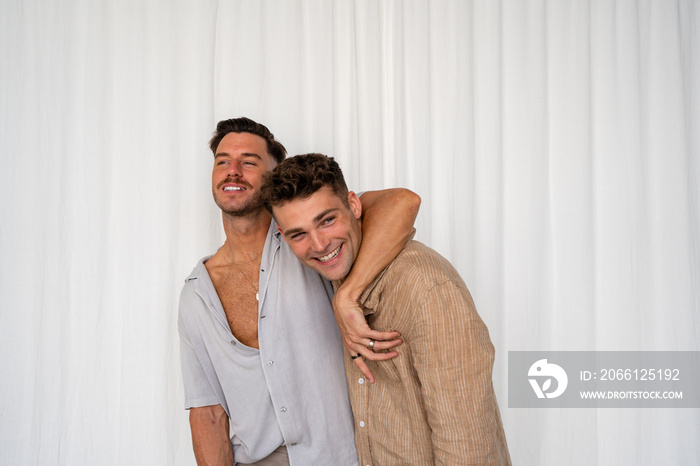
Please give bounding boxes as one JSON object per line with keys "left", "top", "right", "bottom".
{"left": 368, "top": 339, "right": 375, "bottom": 350}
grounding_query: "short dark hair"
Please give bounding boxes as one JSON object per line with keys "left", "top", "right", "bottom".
{"left": 209, "top": 117, "right": 287, "bottom": 164}
{"left": 261, "top": 153, "right": 349, "bottom": 212}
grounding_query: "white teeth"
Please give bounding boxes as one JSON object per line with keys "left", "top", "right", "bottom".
{"left": 317, "top": 245, "right": 341, "bottom": 263}
{"left": 223, "top": 186, "right": 244, "bottom": 191}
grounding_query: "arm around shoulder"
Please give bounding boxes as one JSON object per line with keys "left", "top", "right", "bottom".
{"left": 334, "top": 188, "right": 421, "bottom": 381}
{"left": 348, "top": 188, "right": 420, "bottom": 297}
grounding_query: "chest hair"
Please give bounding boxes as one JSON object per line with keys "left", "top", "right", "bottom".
{"left": 208, "top": 261, "right": 261, "bottom": 349}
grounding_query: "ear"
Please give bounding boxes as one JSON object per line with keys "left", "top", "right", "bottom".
{"left": 348, "top": 192, "right": 362, "bottom": 219}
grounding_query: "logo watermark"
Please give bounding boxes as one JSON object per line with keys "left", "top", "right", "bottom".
{"left": 509, "top": 351, "right": 700, "bottom": 408}
{"left": 528, "top": 359, "right": 568, "bottom": 398}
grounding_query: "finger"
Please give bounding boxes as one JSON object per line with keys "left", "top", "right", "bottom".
{"left": 349, "top": 328, "right": 400, "bottom": 343}
{"left": 354, "top": 356, "right": 375, "bottom": 383}
{"left": 365, "top": 338, "right": 403, "bottom": 352}
{"left": 357, "top": 348, "right": 399, "bottom": 362}
{"left": 349, "top": 338, "right": 400, "bottom": 361}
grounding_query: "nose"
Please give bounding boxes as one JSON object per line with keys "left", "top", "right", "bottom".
{"left": 228, "top": 160, "right": 242, "bottom": 177}
{"left": 309, "top": 232, "right": 330, "bottom": 253}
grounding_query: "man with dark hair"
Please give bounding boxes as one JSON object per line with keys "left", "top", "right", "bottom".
{"left": 209, "top": 117, "right": 286, "bottom": 164}
{"left": 261, "top": 153, "right": 511, "bottom": 466}
{"left": 179, "top": 120, "right": 419, "bottom": 465}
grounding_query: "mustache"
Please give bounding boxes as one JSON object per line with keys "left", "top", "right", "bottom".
{"left": 217, "top": 177, "right": 251, "bottom": 190}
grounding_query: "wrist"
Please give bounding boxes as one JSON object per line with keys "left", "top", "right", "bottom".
{"left": 334, "top": 279, "right": 362, "bottom": 306}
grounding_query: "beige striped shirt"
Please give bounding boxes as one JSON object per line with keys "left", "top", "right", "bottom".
{"left": 343, "top": 240, "right": 511, "bottom": 465}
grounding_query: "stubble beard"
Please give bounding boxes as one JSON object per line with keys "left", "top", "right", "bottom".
{"left": 213, "top": 189, "right": 265, "bottom": 218}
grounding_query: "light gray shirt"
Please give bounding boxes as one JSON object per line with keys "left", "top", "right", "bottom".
{"left": 178, "top": 220, "right": 358, "bottom": 465}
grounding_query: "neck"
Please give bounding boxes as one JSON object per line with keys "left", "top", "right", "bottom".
{"left": 219, "top": 209, "right": 271, "bottom": 263}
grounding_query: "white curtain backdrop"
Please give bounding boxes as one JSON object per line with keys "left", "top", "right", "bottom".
{"left": 1, "top": 1, "right": 698, "bottom": 464}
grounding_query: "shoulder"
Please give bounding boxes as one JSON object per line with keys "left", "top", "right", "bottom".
{"left": 387, "top": 241, "right": 465, "bottom": 291}
{"left": 181, "top": 256, "right": 211, "bottom": 283}
{"left": 179, "top": 257, "right": 211, "bottom": 310}
{"left": 389, "top": 243, "right": 486, "bottom": 334}
{"left": 363, "top": 240, "right": 471, "bottom": 315}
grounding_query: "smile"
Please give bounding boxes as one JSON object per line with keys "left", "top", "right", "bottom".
{"left": 315, "top": 245, "right": 341, "bottom": 263}
{"left": 223, "top": 186, "right": 245, "bottom": 191}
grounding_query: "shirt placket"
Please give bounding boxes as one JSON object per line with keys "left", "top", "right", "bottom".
{"left": 351, "top": 367, "right": 373, "bottom": 466}
{"left": 258, "top": 234, "right": 302, "bottom": 454}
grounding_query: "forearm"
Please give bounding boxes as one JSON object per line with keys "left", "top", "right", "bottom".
{"left": 332, "top": 188, "right": 419, "bottom": 381}
{"left": 190, "top": 405, "right": 233, "bottom": 466}
{"left": 340, "top": 188, "right": 420, "bottom": 299}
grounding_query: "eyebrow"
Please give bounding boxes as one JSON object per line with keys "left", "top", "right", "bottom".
{"left": 282, "top": 207, "right": 340, "bottom": 237}
{"left": 214, "top": 152, "right": 263, "bottom": 160}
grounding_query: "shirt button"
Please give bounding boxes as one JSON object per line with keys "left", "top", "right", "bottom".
{"left": 267, "top": 360, "right": 274, "bottom": 366}
{"left": 230, "top": 340, "right": 236, "bottom": 345}
{"left": 358, "top": 378, "right": 364, "bottom": 384}
{"left": 280, "top": 407, "right": 288, "bottom": 413}
{"left": 290, "top": 442, "right": 298, "bottom": 446}
{"left": 359, "top": 421, "right": 365, "bottom": 427}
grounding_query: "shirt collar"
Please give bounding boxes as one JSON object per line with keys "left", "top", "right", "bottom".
{"left": 184, "top": 255, "right": 212, "bottom": 282}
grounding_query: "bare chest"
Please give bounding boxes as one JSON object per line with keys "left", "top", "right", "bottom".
{"left": 209, "top": 264, "right": 261, "bottom": 349}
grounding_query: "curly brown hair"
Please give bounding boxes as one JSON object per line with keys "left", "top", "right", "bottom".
{"left": 260, "top": 153, "right": 349, "bottom": 212}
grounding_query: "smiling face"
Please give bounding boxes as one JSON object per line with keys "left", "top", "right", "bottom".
{"left": 273, "top": 186, "right": 363, "bottom": 282}
{"left": 212, "top": 132, "right": 277, "bottom": 216}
